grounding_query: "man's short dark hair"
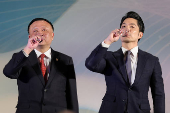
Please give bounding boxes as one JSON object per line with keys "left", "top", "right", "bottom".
{"left": 27, "top": 18, "right": 54, "bottom": 34}
{"left": 120, "top": 11, "right": 145, "bottom": 41}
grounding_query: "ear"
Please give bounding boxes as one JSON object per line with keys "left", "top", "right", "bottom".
{"left": 138, "top": 32, "right": 143, "bottom": 40}
{"left": 51, "top": 32, "right": 54, "bottom": 40}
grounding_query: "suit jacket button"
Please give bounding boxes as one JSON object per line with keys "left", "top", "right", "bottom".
{"left": 128, "top": 88, "right": 131, "bottom": 91}
{"left": 44, "top": 89, "right": 47, "bottom": 92}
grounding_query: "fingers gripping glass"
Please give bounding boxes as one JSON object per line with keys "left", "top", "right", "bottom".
{"left": 31, "top": 36, "right": 45, "bottom": 44}
{"left": 116, "top": 29, "right": 128, "bottom": 37}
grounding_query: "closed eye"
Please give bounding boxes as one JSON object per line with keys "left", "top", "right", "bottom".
{"left": 121, "top": 25, "right": 126, "bottom": 28}
{"left": 130, "top": 26, "right": 135, "bottom": 28}
{"left": 33, "top": 30, "right": 38, "bottom": 32}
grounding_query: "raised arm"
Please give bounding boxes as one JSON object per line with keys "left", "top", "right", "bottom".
{"left": 85, "top": 29, "right": 121, "bottom": 73}
{"left": 3, "top": 34, "right": 41, "bottom": 79}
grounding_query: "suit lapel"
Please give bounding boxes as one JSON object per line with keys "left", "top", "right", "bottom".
{"left": 114, "top": 49, "right": 129, "bottom": 85}
{"left": 132, "top": 49, "right": 147, "bottom": 87}
{"left": 45, "top": 49, "right": 60, "bottom": 87}
{"left": 28, "top": 50, "right": 45, "bottom": 86}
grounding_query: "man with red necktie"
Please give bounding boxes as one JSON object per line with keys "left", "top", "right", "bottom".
{"left": 3, "top": 18, "right": 79, "bottom": 113}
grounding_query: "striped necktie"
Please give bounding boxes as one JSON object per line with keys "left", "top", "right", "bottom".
{"left": 125, "top": 51, "right": 132, "bottom": 85}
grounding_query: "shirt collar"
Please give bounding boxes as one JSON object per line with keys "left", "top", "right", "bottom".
{"left": 121, "top": 46, "right": 138, "bottom": 58}
{"left": 34, "top": 48, "right": 51, "bottom": 59}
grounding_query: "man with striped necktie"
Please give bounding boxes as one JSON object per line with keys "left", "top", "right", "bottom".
{"left": 85, "top": 11, "right": 165, "bottom": 113}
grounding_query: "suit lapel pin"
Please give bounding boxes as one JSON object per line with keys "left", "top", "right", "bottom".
{"left": 56, "top": 58, "right": 58, "bottom": 61}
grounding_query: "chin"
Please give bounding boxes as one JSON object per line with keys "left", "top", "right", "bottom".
{"left": 38, "top": 43, "right": 45, "bottom": 46}
{"left": 121, "top": 39, "right": 130, "bottom": 43}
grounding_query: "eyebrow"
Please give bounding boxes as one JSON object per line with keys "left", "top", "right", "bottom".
{"left": 122, "top": 23, "right": 137, "bottom": 26}
{"left": 32, "top": 27, "right": 40, "bottom": 30}
{"left": 32, "top": 26, "right": 49, "bottom": 30}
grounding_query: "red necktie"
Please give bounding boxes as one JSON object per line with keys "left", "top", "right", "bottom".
{"left": 40, "top": 54, "right": 47, "bottom": 84}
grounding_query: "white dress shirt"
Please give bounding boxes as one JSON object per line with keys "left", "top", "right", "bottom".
{"left": 101, "top": 41, "right": 138, "bottom": 85}
{"left": 34, "top": 48, "right": 51, "bottom": 79}
{"left": 121, "top": 46, "right": 138, "bottom": 85}
{"left": 22, "top": 48, "right": 51, "bottom": 79}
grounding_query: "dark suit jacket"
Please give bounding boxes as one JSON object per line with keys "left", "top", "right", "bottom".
{"left": 3, "top": 48, "right": 79, "bottom": 113}
{"left": 85, "top": 44, "right": 165, "bottom": 113}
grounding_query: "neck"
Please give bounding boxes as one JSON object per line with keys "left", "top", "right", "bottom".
{"left": 36, "top": 46, "right": 50, "bottom": 53}
{"left": 122, "top": 42, "right": 138, "bottom": 50}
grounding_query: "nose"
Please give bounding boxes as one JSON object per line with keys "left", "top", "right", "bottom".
{"left": 121, "top": 28, "right": 129, "bottom": 34}
{"left": 125, "top": 27, "right": 130, "bottom": 33}
{"left": 36, "top": 31, "right": 44, "bottom": 36}
{"left": 121, "top": 26, "right": 130, "bottom": 34}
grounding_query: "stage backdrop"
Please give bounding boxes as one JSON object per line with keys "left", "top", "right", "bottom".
{"left": 0, "top": 0, "right": 170, "bottom": 113}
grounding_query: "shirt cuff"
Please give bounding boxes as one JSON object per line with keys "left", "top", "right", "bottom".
{"left": 22, "top": 49, "right": 29, "bottom": 57}
{"left": 101, "top": 41, "right": 110, "bottom": 48}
